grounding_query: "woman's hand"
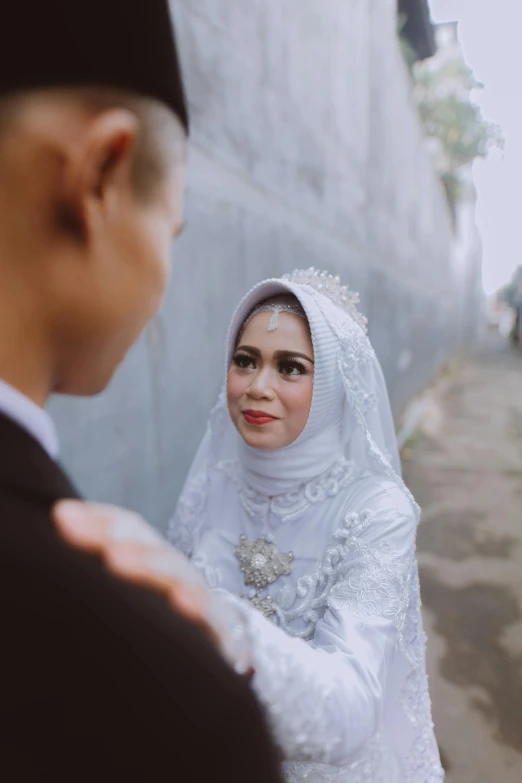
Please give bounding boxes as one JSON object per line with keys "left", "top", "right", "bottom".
{"left": 52, "top": 500, "right": 251, "bottom": 675}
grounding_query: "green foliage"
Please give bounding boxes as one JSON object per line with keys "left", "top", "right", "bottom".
{"left": 415, "top": 57, "right": 483, "bottom": 92}
{"left": 414, "top": 61, "right": 504, "bottom": 171}
{"left": 410, "top": 44, "right": 504, "bottom": 203}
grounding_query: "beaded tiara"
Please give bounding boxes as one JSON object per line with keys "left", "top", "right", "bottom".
{"left": 282, "top": 267, "right": 368, "bottom": 333}
{"left": 238, "top": 295, "right": 306, "bottom": 336}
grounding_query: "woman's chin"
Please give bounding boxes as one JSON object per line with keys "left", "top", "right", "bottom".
{"left": 240, "top": 427, "right": 287, "bottom": 451}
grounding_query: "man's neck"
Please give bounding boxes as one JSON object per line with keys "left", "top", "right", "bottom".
{"left": 0, "top": 369, "right": 49, "bottom": 408}
{"left": 0, "top": 309, "right": 53, "bottom": 408}
{"left": 0, "top": 378, "right": 59, "bottom": 458}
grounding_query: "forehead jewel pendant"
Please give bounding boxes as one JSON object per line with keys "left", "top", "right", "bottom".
{"left": 268, "top": 310, "right": 280, "bottom": 331}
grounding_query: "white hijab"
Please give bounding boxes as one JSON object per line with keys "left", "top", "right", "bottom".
{"left": 170, "top": 269, "right": 416, "bottom": 554}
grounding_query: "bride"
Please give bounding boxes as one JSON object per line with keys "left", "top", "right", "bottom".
{"left": 56, "top": 269, "right": 444, "bottom": 782}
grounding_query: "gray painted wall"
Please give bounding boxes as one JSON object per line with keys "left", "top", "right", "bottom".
{"left": 48, "top": 0, "right": 480, "bottom": 530}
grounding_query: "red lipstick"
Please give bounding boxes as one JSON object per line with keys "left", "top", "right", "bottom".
{"left": 242, "top": 409, "right": 278, "bottom": 426}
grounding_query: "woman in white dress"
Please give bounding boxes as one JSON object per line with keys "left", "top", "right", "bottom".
{"left": 57, "top": 268, "right": 444, "bottom": 782}
{"left": 165, "top": 268, "right": 444, "bottom": 782}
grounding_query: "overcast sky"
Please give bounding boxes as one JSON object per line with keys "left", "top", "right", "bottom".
{"left": 429, "top": 0, "right": 521, "bottom": 293}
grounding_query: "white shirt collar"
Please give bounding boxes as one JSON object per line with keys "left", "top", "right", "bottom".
{"left": 0, "top": 379, "right": 59, "bottom": 460}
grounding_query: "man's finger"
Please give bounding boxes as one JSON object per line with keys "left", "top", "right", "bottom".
{"left": 52, "top": 500, "right": 112, "bottom": 551}
{"left": 103, "top": 541, "right": 203, "bottom": 587}
{"left": 104, "top": 543, "right": 174, "bottom": 590}
{"left": 53, "top": 501, "right": 165, "bottom": 551}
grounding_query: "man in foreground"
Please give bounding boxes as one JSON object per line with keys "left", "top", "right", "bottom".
{"left": 0, "top": 2, "right": 281, "bottom": 780}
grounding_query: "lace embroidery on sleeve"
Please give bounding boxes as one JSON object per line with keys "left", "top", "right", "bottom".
{"left": 327, "top": 511, "right": 414, "bottom": 650}
{"left": 266, "top": 508, "right": 413, "bottom": 649}
{"left": 284, "top": 737, "right": 392, "bottom": 783}
{"left": 249, "top": 635, "right": 353, "bottom": 764}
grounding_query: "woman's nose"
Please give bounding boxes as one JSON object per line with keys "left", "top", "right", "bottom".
{"left": 247, "top": 368, "right": 275, "bottom": 399}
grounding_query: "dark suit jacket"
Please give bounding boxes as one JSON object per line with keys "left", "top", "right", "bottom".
{"left": 0, "top": 413, "right": 282, "bottom": 782}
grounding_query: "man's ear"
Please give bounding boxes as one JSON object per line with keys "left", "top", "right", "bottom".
{"left": 61, "top": 109, "right": 139, "bottom": 240}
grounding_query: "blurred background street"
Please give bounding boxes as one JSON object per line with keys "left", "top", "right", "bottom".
{"left": 403, "top": 335, "right": 522, "bottom": 782}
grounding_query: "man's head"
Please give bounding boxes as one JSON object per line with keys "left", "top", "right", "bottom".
{"left": 0, "top": 87, "right": 187, "bottom": 397}
{"left": 0, "top": 1, "right": 190, "bottom": 401}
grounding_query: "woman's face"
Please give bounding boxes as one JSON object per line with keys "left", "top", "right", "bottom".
{"left": 227, "top": 310, "right": 314, "bottom": 450}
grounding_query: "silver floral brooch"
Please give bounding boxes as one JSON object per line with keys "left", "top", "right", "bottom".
{"left": 235, "top": 535, "right": 294, "bottom": 617}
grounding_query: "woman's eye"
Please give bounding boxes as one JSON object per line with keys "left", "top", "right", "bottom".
{"left": 279, "top": 360, "right": 306, "bottom": 377}
{"left": 233, "top": 354, "right": 256, "bottom": 370}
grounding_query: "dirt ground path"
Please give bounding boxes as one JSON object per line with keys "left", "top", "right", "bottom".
{"left": 402, "top": 334, "right": 522, "bottom": 782}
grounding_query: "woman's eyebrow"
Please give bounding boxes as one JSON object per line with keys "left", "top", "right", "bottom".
{"left": 235, "top": 344, "right": 261, "bottom": 357}
{"left": 274, "top": 350, "right": 314, "bottom": 364}
{"left": 235, "top": 345, "right": 314, "bottom": 365}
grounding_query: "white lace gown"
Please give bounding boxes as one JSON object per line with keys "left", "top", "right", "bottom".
{"left": 170, "top": 271, "right": 444, "bottom": 782}
{"left": 172, "top": 456, "right": 444, "bottom": 783}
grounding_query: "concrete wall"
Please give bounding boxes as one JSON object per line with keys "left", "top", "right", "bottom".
{"left": 48, "top": 0, "right": 479, "bottom": 530}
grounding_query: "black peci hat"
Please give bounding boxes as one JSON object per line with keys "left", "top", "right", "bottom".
{"left": 0, "top": 0, "right": 189, "bottom": 132}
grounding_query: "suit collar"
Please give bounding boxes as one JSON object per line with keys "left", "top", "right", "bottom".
{"left": 0, "top": 412, "right": 78, "bottom": 504}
